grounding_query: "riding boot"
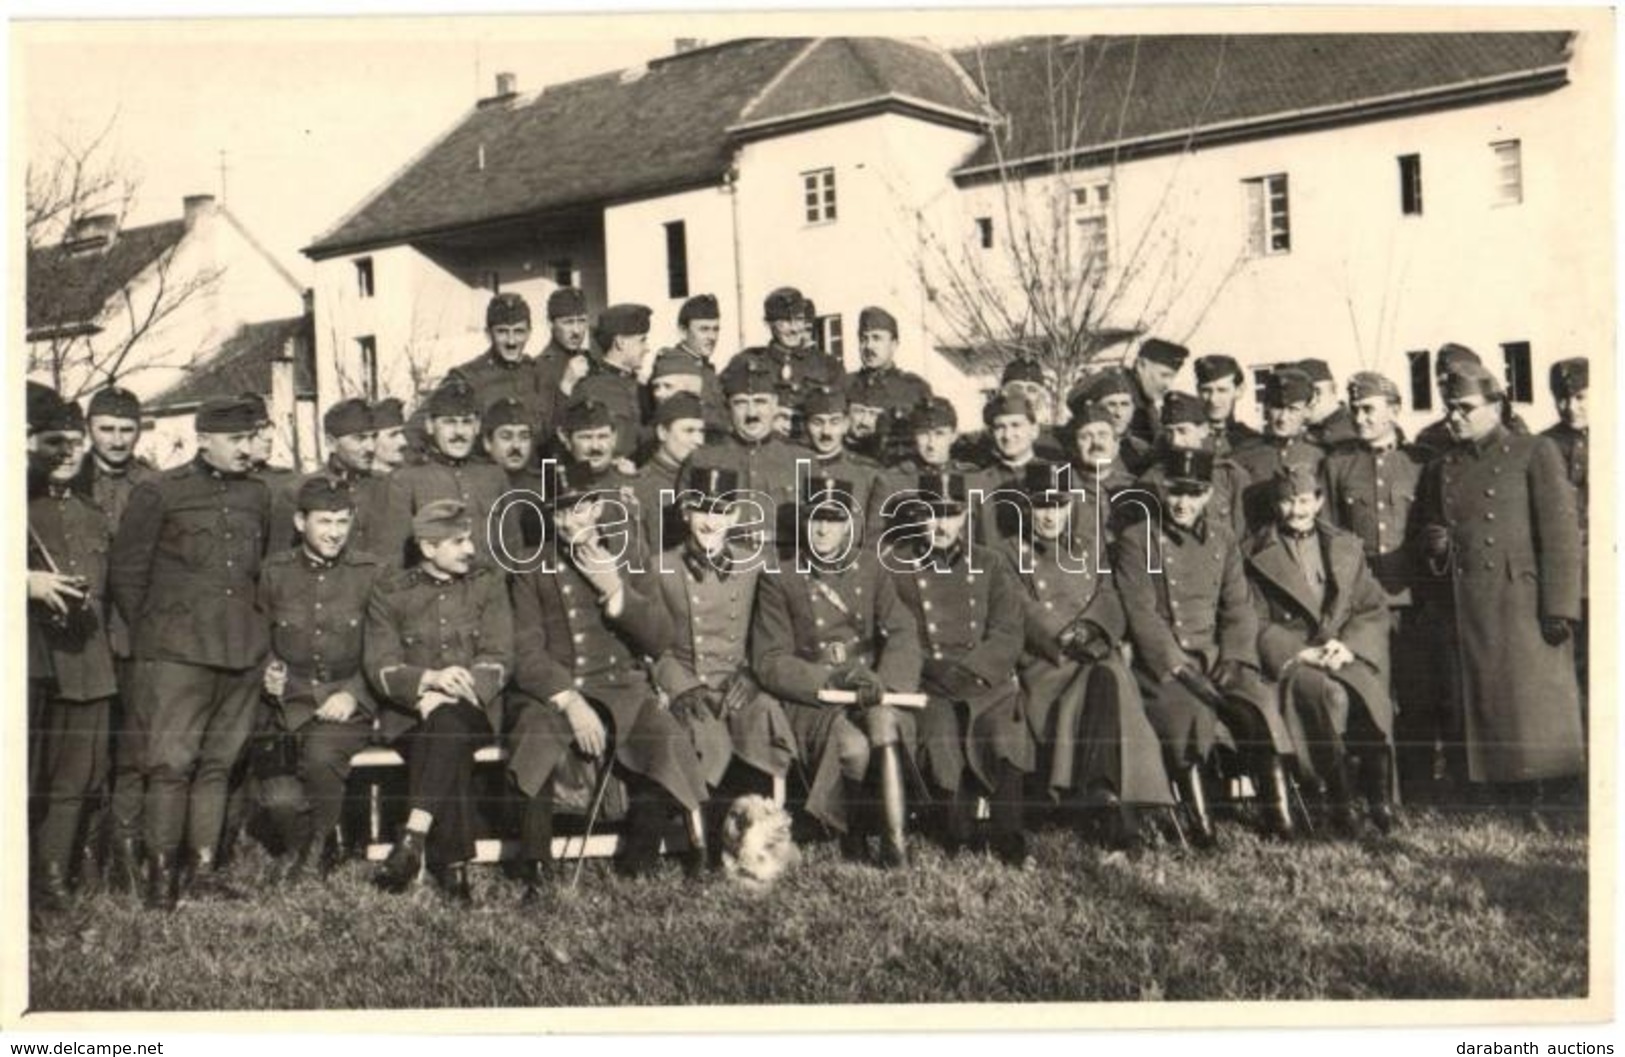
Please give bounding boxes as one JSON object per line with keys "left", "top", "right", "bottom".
{"left": 940, "top": 780, "right": 976, "bottom": 856}
{"left": 1262, "top": 754, "right": 1296, "bottom": 839}
{"left": 838, "top": 778, "right": 870, "bottom": 862}
{"left": 429, "top": 861, "right": 473, "bottom": 906}
{"left": 1180, "top": 763, "right": 1217, "bottom": 849}
{"left": 682, "top": 808, "right": 709, "bottom": 882}
{"left": 1365, "top": 748, "right": 1396, "bottom": 835}
{"left": 34, "top": 862, "right": 73, "bottom": 914}
{"left": 615, "top": 792, "right": 666, "bottom": 879}
{"left": 144, "top": 850, "right": 182, "bottom": 912}
{"left": 877, "top": 744, "right": 909, "bottom": 869}
{"left": 988, "top": 762, "right": 1031, "bottom": 868}
{"left": 372, "top": 829, "right": 425, "bottom": 893}
{"left": 1324, "top": 751, "right": 1361, "bottom": 837}
{"left": 109, "top": 834, "right": 144, "bottom": 894}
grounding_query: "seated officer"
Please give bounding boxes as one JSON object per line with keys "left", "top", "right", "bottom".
{"left": 751, "top": 474, "right": 923, "bottom": 867}
{"left": 257, "top": 477, "right": 386, "bottom": 880}
{"left": 365, "top": 500, "right": 513, "bottom": 905}
{"left": 887, "top": 470, "right": 1034, "bottom": 866}
{"left": 1114, "top": 448, "right": 1295, "bottom": 846}
{"left": 1244, "top": 465, "right": 1396, "bottom": 835}
{"left": 507, "top": 464, "right": 708, "bottom": 890}
{"left": 652, "top": 466, "right": 796, "bottom": 810}
{"left": 1008, "top": 462, "right": 1170, "bottom": 848}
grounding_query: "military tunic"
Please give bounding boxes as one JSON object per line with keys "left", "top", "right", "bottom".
{"left": 727, "top": 342, "right": 843, "bottom": 414}
{"left": 273, "top": 458, "right": 414, "bottom": 564}
{"left": 447, "top": 346, "right": 552, "bottom": 438}
{"left": 573, "top": 358, "right": 648, "bottom": 460}
{"left": 390, "top": 448, "right": 524, "bottom": 571}
{"left": 629, "top": 450, "right": 687, "bottom": 557}
{"left": 655, "top": 342, "right": 730, "bottom": 440}
{"left": 1231, "top": 434, "right": 1326, "bottom": 533}
{"left": 683, "top": 433, "right": 805, "bottom": 554}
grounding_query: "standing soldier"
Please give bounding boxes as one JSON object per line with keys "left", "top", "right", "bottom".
{"left": 29, "top": 398, "right": 118, "bottom": 912}
{"left": 1321, "top": 371, "right": 1436, "bottom": 799}
{"left": 370, "top": 397, "right": 414, "bottom": 475}
{"left": 1543, "top": 358, "right": 1589, "bottom": 712}
{"left": 1413, "top": 362, "right": 1583, "bottom": 808}
{"left": 1298, "top": 359, "right": 1359, "bottom": 448}
{"left": 275, "top": 398, "right": 409, "bottom": 561}
{"left": 1131, "top": 392, "right": 1248, "bottom": 538}
{"left": 1114, "top": 448, "right": 1296, "bottom": 845}
{"left": 875, "top": 397, "right": 979, "bottom": 535}
{"left": 727, "top": 287, "right": 842, "bottom": 428}
{"left": 1232, "top": 367, "right": 1325, "bottom": 533}
{"left": 753, "top": 474, "right": 923, "bottom": 867}
{"left": 575, "top": 303, "right": 653, "bottom": 460}
{"left": 1068, "top": 369, "right": 1155, "bottom": 475}
{"left": 1415, "top": 344, "right": 1530, "bottom": 458}
{"left": 1125, "top": 338, "right": 1188, "bottom": 447}
{"left": 800, "top": 385, "right": 885, "bottom": 535}
{"left": 245, "top": 392, "right": 298, "bottom": 485}
{"left": 1244, "top": 465, "right": 1396, "bottom": 835}
{"left": 257, "top": 478, "right": 386, "bottom": 879}
{"left": 536, "top": 287, "right": 596, "bottom": 442}
{"left": 845, "top": 306, "right": 932, "bottom": 465}
{"left": 1193, "top": 355, "right": 1259, "bottom": 458}
{"left": 109, "top": 396, "right": 271, "bottom": 910}
{"left": 365, "top": 501, "right": 514, "bottom": 905}
{"left": 655, "top": 294, "right": 729, "bottom": 439}
{"left": 506, "top": 465, "right": 708, "bottom": 890}
{"left": 888, "top": 470, "right": 1034, "bottom": 866}
{"left": 445, "top": 293, "right": 548, "bottom": 442}
{"left": 686, "top": 358, "right": 805, "bottom": 557}
{"left": 629, "top": 393, "right": 707, "bottom": 556}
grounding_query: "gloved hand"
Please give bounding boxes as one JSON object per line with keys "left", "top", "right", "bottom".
{"left": 832, "top": 663, "right": 885, "bottom": 708}
{"left": 1212, "top": 659, "right": 1251, "bottom": 693}
{"left": 1422, "top": 524, "right": 1451, "bottom": 559}
{"left": 922, "top": 659, "right": 986, "bottom": 701}
{"left": 1061, "top": 621, "right": 1112, "bottom": 664}
{"left": 1541, "top": 617, "right": 1573, "bottom": 646}
{"left": 1172, "top": 664, "right": 1224, "bottom": 709}
{"left": 671, "top": 686, "right": 721, "bottom": 723}
{"left": 720, "top": 671, "right": 759, "bottom": 715}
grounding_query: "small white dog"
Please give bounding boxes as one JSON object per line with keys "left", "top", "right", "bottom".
{"left": 719, "top": 794, "right": 799, "bottom": 889}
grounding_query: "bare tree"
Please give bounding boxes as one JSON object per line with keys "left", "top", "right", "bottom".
{"left": 25, "top": 113, "right": 137, "bottom": 250}
{"left": 913, "top": 36, "right": 1249, "bottom": 418}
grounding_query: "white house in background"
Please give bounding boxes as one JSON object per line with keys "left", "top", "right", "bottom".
{"left": 303, "top": 32, "right": 1606, "bottom": 435}
{"left": 26, "top": 194, "right": 313, "bottom": 467}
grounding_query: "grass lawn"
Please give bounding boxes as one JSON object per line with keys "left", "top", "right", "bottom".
{"left": 28, "top": 807, "right": 1587, "bottom": 1010}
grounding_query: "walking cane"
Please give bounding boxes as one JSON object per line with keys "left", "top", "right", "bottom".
{"left": 570, "top": 742, "right": 618, "bottom": 891}
{"left": 1274, "top": 658, "right": 1316, "bottom": 836}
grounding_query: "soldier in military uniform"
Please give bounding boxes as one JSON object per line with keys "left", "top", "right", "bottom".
{"left": 887, "top": 470, "right": 1034, "bottom": 866}
{"left": 1125, "top": 337, "right": 1188, "bottom": 447}
{"left": 245, "top": 391, "right": 299, "bottom": 490}
{"left": 109, "top": 396, "right": 271, "bottom": 910}
{"left": 366, "top": 501, "right": 513, "bottom": 904}
{"left": 1321, "top": 371, "right": 1436, "bottom": 799}
{"left": 1415, "top": 343, "right": 1530, "bottom": 459}
{"left": 391, "top": 377, "right": 522, "bottom": 570}
{"left": 647, "top": 351, "right": 724, "bottom": 449}
{"left": 256, "top": 477, "right": 386, "bottom": 879}
{"left": 1413, "top": 362, "right": 1583, "bottom": 806}
{"left": 1063, "top": 401, "right": 1137, "bottom": 504}
{"left": 506, "top": 464, "right": 708, "bottom": 891}
{"left": 29, "top": 397, "right": 119, "bottom": 912}
{"left": 1008, "top": 462, "right": 1170, "bottom": 849}
{"left": 874, "top": 397, "right": 980, "bottom": 536}
{"left": 799, "top": 385, "right": 886, "bottom": 537}
{"left": 628, "top": 393, "right": 706, "bottom": 556}
{"left": 573, "top": 303, "right": 653, "bottom": 461}
{"left": 726, "top": 287, "right": 842, "bottom": 430}
{"left": 1193, "top": 354, "right": 1260, "bottom": 458}
{"left": 653, "top": 294, "right": 729, "bottom": 440}
{"left": 1114, "top": 448, "right": 1296, "bottom": 845}
{"left": 535, "top": 287, "right": 596, "bottom": 442}
{"left": 1068, "top": 368, "right": 1154, "bottom": 475}
{"left": 445, "top": 293, "right": 549, "bottom": 445}
{"left": 685, "top": 358, "right": 805, "bottom": 558}
{"left": 651, "top": 467, "right": 796, "bottom": 815}
{"left": 845, "top": 306, "right": 932, "bottom": 465}
{"left": 967, "top": 391, "right": 1046, "bottom": 558}
{"left": 1131, "top": 392, "right": 1248, "bottom": 538}
{"left": 1543, "top": 358, "right": 1589, "bottom": 715}
{"left": 276, "top": 398, "right": 410, "bottom": 563}
{"left": 370, "top": 398, "right": 413, "bottom": 475}
{"left": 1231, "top": 368, "right": 1325, "bottom": 534}
{"left": 1243, "top": 464, "right": 1396, "bottom": 836}
{"left": 753, "top": 474, "right": 923, "bottom": 866}
{"left": 1298, "top": 359, "right": 1359, "bottom": 449}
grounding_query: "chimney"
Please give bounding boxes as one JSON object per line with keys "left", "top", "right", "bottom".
{"left": 64, "top": 213, "right": 119, "bottom": 252}
{"left": 183, "top": 194, "right": 217, "bottom": 229}
{"left": 479, "top": 72, "right": 518, "bottom": 108}
{"left": 674, "top": 38, "right": 703, "bottom": 54}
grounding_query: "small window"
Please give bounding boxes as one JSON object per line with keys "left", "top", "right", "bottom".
{"left": 1072, "top": 180, "right": 1112, "bottom": 272}
{"left": 818, "top": 314, "right": 844, "bottom": 361}
{"left": 551, "top": 260, "right": 575, "bottom": 288}
{"left": 664, "top": 221, "right": 689, "bottom": 300}
{"left": 1244, "top": 174, "right": 1291, "bottom": 256}
{"left": 1406, "top": 349, "right": 1432, "bottom": 411}
{"left": 1492, "top": 140, "right": 1523, "bottom": 206}
{"left": 976, "top": 217, "right": 994, "bottom": 249}
{"left": 355, "top": 336, "right": 379, "bottom": 401}
{"left": 1399, "top": 154, "right": 1423, "bottom": 216}
{"left": 355, "top": 258, "right": 375, "bottom": 299}
{"left": 1251, "top": 365, "right": 1275, "bottom": 409}
{"left": 1501, "top": 341, "right": 1533, "bottom": 403}
{"left": 803, "top": 168, "right": 837, "bottom": 224}
{"left": 486, "top": 271, "right": 501, "bottom": 293}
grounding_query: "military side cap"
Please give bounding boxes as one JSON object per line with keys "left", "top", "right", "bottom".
{"left": 1441, "top": 361, "right": 1504, "bottom": 401}
{"left": 1020, "top": 461, "right": 1074, "bottom": 507}
{"left": 547, "top": 287, "right": 588, "bottom": 320}
{"left": 1194, "top": 355, "right": 1243, "bottom": 386}
{"left": 763, "top": 286, "right": 804, "bottom": 322}
{"left": 1068, "top": 402, "right": 1116, "bottom": 429}
{"left": 681, "top": 465, "right": 741, "bottom": 512}
{"left": 909, "top": 396, "right": 958, "bottom": 432}
{"left": 239, "top": 391, "right": 271, "bottom": 425}
{"left": 1066, "top": 369, "right": 1132, "bottom": 418}
{"left": 1550, "top": 358, "right": 1588, "bottom": 398}
{"left": 721, "top": 358, "right": 779, "bottom": 398}
{"left": 1348, "top": 371, "right": 1400, "bottom": 404}
{"left": 983, "top": 390, "right": 1036, "bottom": 426}
{"left": 802, "top": 475, "right": 857, "bottom": 520}
{"left": 597, "top": 302, "right": 652, "bottom": 339}
{"left": 413, "top": 499, "right": 471, "bottom": 541}
{"left": 803, "top": 384, "right": 848, "bottom": 417}
{"left": 1161, "top": 391, "right": 1207, "bottom": 427}
{"left": 424, "top": 377, "right": 479, "bottom": 418}
{"left": 1295, "top": 358, "right": 1334, "bottom": 384}
{"left": 486, "top": 292, "right": 531, "bottom": 328}
{"left": 1138, "top": 337, "right": 1189, "bottom": 370}
{"left": 678, "top": 294, "right": 720, "bottom": 325}
{"left": 324, "top": 397, "right": 373, "bottom": 439}
{"left": 1001, "top": 358, "right": 1045, "bottom": 387}
{"left": 1161, "top": 447, "right": 1214, "bottom": 486}
{"left": 650, "top": 351, "right": 704, "bottom": 382}
{"left": 28, "top": 381, "right": 64, "bottom": 435}
{"left": 87, "top": 386, "right": 141, "bottom": 421}
{"left": 35, "top": 394, "right": 84, "bottom": 434}
{"left": 560, "top": 397, "right": 613, "bottom": 434}
{"left": 297, "top": 476, "right": 356, "bottom": 513}
{"left": 1262, "top": 368, "right": 1313, "bottom": 409}
{"left": 858, "top": 306, "right": 898, "bottom": 336}
{"left": 370, "top": 397, "right": 405, "bottom": 430}
{"left": 482, "top": 396, "right": 532, "bottom": 434}
{"left": 197, "top": 395, "right": 262, "bottom": 434}
{"left": 1273, "top": 462, "right": 1320, "bottom": 500}
{"left": 654, "top": 391, "right": 705, "bottom": 427}
{"left": 915, "top": 470, "right": 969, "bottom": 512}
{"left": 1436, "top": 343, "right": 1481, "bottom": 373}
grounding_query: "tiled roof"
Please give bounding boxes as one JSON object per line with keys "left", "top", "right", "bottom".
{"left": 148, "top": 315, "right": 315, "bottom": 411}
{"left": 953, "top": 33, "right": 1573, "bottom": 174}
{"left": 26, "top": 220, "right": 188, "bottom": 334}
{"left": 733, "top": 37, "right": 986, "bottom": 131}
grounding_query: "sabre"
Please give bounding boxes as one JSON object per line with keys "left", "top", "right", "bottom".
{"left": 570, "top": 742, "right": 618, "bottom": 891}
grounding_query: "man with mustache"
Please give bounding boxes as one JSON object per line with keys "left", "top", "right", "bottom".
{"left": 726, "top": 287, "right": 842, "bottom": 436}
{"left": 109, "top": 396, "right": 272, "bottom": 910}
{"left": 799, "top": 384, "right": 885, "bottom": 540}
{"left": 1066, "top": 368, "right": 1155, "bottom": 475}
{"left": 1232, "top": 367, "right": 1325, "bottom": 534}
{"left": 843, "top": 306, "right": 932, "bottom": 466}
{"left": 446, "top": 293, "right": 548, "bottom": 448}
{"left": 684, "top": 357, "right": 803, "bottom": 558}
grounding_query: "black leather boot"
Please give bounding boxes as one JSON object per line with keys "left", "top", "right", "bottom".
{"left": 682, "top": 808, "right": 709, "bottom": 882}
{"left": 144, "top": 851, "right": 181, "bottom": 912}
{"left": 1181, "top": 763, "right": 1217, "bottom": 849}
{"left": 1262, "top": 755, "right": 1296, "bottom": 839}
{"left": 838, "top": 778, "right": 870, "bottom": 862}
{"left": 372, "top": 829, "right": 425, "bottom": 893}
{"left": 1365, "top": 749, "right": 1396, "bottom": 835}
{"left": 615, "top": 796, "right": 665, "bottom": 879}
{"left": 34, "top": 862, "right": 73, "bottom": 914}
{"left": 188, "top": 846, "right": 246, "bottom": 901}
{"left": 515, "top": 859, "right": 552, "bottom": 906}
{"left": 316, "top": 833, "right": 346, "bottom": 879}
{"left": 877, "top": 744, "right": 909, "bottom": 870}
{"left": 108, "top": 835, "right": 143, "bottom": 894}
{"left": 989, "top": 763, "right": 1032, "bottom": 868}
{"left": 429, "top": 861, "right": 473, "bottom": 907}
{"left": 1324, "top": 752, "right": 1361, "bottom": 838}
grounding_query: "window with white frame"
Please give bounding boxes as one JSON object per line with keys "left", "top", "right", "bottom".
{"left": 803, "top": 168, "right": 837, "bottom": 224}
{"left": 355, "top": 335, "right": 379, "bottom": 401}
{"left": 1071, "top": 181, "right": 1111, "bottom": 273}
{"left": 1243, "top": 173, "right": 1291, "bottom": 256}
{"left": 1491, "top": 140, "right": 1523, "bottom": 206}
{"left": 818, "top": 314, "right": 844, "bottom": 360}
{"left": 354, "top": 257, "right": 375, "bottom": 298}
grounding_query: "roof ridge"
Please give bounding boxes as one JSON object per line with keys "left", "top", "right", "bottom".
{"left": 220, "top": 206, "right": 305, "bottom": 295}
{"left": 736, "top": 37, "right": 823, "bottom": 123}
{"left": 837, "top": 37, "right": 892, "bottom": 98}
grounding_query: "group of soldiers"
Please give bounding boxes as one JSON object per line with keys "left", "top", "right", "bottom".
{"left": 25, "top": 281, "right": 1590, "bottom": 913}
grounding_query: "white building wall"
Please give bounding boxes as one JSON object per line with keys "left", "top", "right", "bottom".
{"left": 604, "top": 183, "right": 740, "bottom": 361}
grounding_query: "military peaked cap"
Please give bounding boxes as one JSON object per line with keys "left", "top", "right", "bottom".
{"left": 87, "top": 386, "right": 141, "bottom": 422}
{"left": 324, "top": 398, "right": 373, "bottom": 439}
{"left": 197, "top": 396, "right": 262, "bottom": 434}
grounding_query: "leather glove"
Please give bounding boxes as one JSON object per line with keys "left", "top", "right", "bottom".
{"left": 720, "top": 671, "right": 759, "bottom": 715}
{"left": 832, "top": 663, "right": 886, "bottom": 708}
{"left": 1422, "top": 524, "right": 1451, "bottom": 559}
{"left": 1061, "top": 622, "right": 1112, "bottom": 664}
{"left": 1541, "top": 617, "right": 1573, "bottom": 646}
{"left": 1172, "top": 665, "right": 1225, "bottom": 709}
{"left": 671, "top": 686, "right": 721, "bottom": 723}
{"left": 922, "top": 659, "right": 986, "bottom": 701}
{"left": 1212, "top": 659, "right": 1251, "bottom": 693}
